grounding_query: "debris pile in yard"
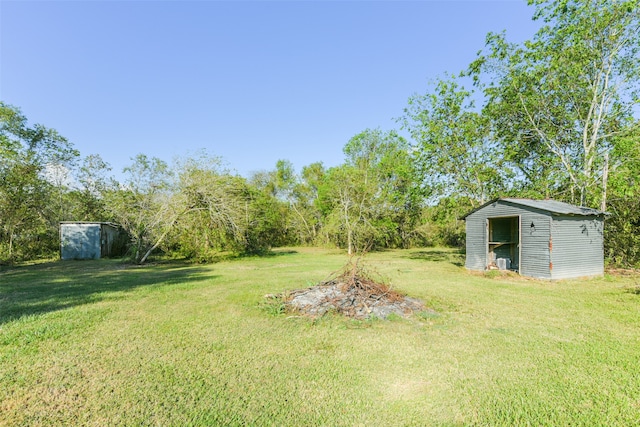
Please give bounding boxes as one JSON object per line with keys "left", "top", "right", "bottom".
{"left": 271, "top": 258, "right": 429, "bottom": 320}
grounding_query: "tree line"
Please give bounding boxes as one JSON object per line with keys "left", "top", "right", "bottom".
{"left": 2, "top": 0, "right": 639, "bottom": 265}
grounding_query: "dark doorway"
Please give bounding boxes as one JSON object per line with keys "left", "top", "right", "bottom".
{"left": 487, "top": 216, "right": 520, "bottom": 271}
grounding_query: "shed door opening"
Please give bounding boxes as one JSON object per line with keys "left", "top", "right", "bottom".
{"left": 487, "top": 216, "right": 520, "bottom": 271}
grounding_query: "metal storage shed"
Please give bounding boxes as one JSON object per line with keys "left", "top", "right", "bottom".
{"left": 461, "top": 198, "right": 607, "bottom": 280}
{"left": 60, "top": 222, "right": 124, "bottom": 260}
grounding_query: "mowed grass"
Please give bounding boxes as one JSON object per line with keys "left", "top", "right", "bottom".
{"left": 1, "top": 247, "right": 639, "bottom": 426}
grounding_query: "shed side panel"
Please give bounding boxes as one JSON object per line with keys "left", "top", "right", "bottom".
{"left": 101, "top": 224, "right": 120, "bottom": 257}
{"left": 465, "top": 201, "right": 552, "bottom": 279}
{"left": 465, "top": 214, "right": 486, "bottom": 270}
{"left": 550, "top": 217, "right": 604, "bottom": 279}
{"left": 519, "top": 212, "right": 552, "bottom": 279}
{"left": 60, "top": 224, "right": 101, "bottom": 260}
{"left": 466, "top": 204, "right": 525, "bottom": 271}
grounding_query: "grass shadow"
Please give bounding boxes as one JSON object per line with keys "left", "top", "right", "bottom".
{"left": 241, "top": 248, "right": 299, "bottom": 258}
{"left": 405, "top": 248, "right": 465, "bottom": 267}
{"left": 623, "top": 284, "right": 640, "bottom": 295}
{"left": 0, "top": 259, "right": 210, "bottom": 325}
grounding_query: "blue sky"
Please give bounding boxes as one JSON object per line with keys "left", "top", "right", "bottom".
{"left": 1, "top": 0, "right": 540, "bottom": 179}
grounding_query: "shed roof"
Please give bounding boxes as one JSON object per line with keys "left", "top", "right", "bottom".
{"left": 461, "top": 198, "right": 607, "bottom": 219}
{"left": 60, "top": 221, "right": 120, "bottom": 228}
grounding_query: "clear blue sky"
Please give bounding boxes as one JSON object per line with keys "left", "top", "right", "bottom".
{"left": 1, "top": 0, "right": 540, "bottom": 179}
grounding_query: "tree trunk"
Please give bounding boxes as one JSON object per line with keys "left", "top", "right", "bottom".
{"left": 139, "top": 228, "right": 171, "bottom": 264}
{"left": 8, "top": 231, "right": 14, "bottom": 260}
{"left": 601, "top": 151, "right": 609, "bottom": 212}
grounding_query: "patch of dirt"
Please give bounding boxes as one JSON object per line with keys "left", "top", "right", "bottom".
{"left": 270, "top": 259, "right": 433, "bottom": 320}
{"left": 607, "top": 267, "right": 640, "bottom": 277}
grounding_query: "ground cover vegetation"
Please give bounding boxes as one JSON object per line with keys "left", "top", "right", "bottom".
{"left": 1, "top": 248, "right": 639, "bottom": 426}
{"left": 1, "top": 0, "right": 639, "bottom": 265}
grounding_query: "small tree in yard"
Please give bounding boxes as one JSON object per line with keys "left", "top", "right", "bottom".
{"left": 318, "top": 129, "right": 422, "bottom": 254}
{"left": 320, "top": 164, "right": 375, "bottom": 256}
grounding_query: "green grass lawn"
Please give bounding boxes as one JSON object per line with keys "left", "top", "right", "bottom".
{"left": 1, "top": 247, "right": 639, "bottom": 426}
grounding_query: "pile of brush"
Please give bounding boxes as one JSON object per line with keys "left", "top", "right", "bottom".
{"left": 270, "top": 258, "right": 428, "bottom": 320}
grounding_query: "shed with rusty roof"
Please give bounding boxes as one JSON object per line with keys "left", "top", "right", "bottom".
{"left": 461, "top": 198, "right": 607, "bottom": 280}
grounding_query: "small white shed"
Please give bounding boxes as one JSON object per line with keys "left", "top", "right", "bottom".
{"left": 60, "top": 222, "right": 123, "bottom": 260}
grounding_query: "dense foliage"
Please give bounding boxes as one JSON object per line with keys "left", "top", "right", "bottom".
{"left": 1, "top": 0, "right": 638, "bottom": 265}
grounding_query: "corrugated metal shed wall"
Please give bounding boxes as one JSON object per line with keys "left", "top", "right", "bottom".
{"left": 60, "top": 223, "right": 102, "bottom": 260}
{"left": 464, "top": 199, "right": 605, "bottom": 279}
{"left": 550, "top": 217, "right": 604, "bottom": 279}
{"left": 520, "top": 212, "right": 552, "bottom": 279}
{"left": 464, "top": 212, "right": 486, "bottom": 270}
{"left": 465, "top": 201, "right": 552, "bottom": 279}
{"left": 100, "top": 224, "right": 121, "bottom": 257}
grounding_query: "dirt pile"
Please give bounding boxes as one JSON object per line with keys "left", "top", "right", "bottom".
{"left": 272, "top": 260, "right": 429, "bottom": 320}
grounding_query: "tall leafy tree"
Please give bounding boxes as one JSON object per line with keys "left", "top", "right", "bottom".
{"left": 105, "top": 154, "right": 174, "bottom": 263}
{"left": 249, "top": 159, "right": 296, "bottom": 200}
{"left": 0, "top": 102, "right": 78, "bottom": 261}
{"left": 290, "top": 162, "right": 326, "bottom": 244}
{"left": 604, "top": 127, "right": 640, "bottom": 265}
{"left": 270, "top": 159, "right": 315, "bottom": 245}
{"left": 171, "top": 154, "right": 255, "bottom": 260}
{"left": 470, "top": 0, "right": 640, "bottom": 207}
{"left": 69, "top": 154, "right": 115, "bottom": 221}
{"left": 319, "top": 129, "right": 421, "bottom": 253}
{"left": 248, "top": 161, "right": 296, "bottom": 246}
{"left": 249, "top": 160, "right": 326, "bottom": 246}
{"left": 319, "top": 164, "right": 373, "bottom": 255}
{"left": 403, "top": 77, "right": 508, "bottom": 206}
{"left": 346, "top": 129, "right": 423, "bottom": 248}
